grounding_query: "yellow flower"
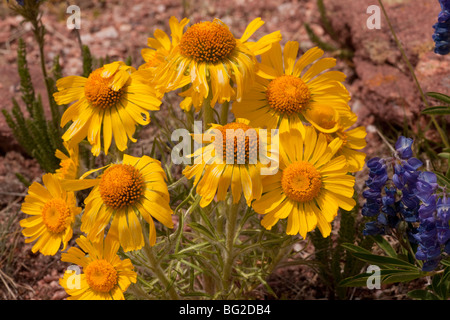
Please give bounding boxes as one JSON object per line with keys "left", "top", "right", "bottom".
{"left": 183, "top": 118, "right": 274, "bottom": 207}
{"left": 252, "top": 127, "right": 356, "bottom": 238}
{"left": 55, "top": 142, "right": 79, "bottom": 180}
{"left": 59, "top": 235, "right": 137, "bottom": 300}
{"left": 62, "top": 154, "right": 173, "bottom": 251}
{"left": 139, "top": 16, "right": 191, "bottom": 97}
{"left": 19, "top": 173, "right": 81, "bottom": 256}
{"left": 231, "top": 41, "right": 352, "bottom": 137}
{"left": 53, "top": 61, "right": 162, "bottom": 156}
{"left": 308, "top": 110, "right": 367, "bottom": 173}
{"left": 154, "top": 17, "right": 282, "bottom": 111}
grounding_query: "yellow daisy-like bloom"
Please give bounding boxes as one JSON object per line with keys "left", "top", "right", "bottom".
{"left": 63, "top": 154, "right": 173, "bottom": 252}
{"left": 307, "top": 108, "right": 367, "bottom": 172}
{"left": 183, "top": 118, "right": 274, "bottom": 208}
{"left": 154, "top": 17, "right": 282, "bottom": 111}
{"left": 252, "top": 127, "right": 356, "bottom": 239}
{"left": 55, "top": 142, "right": 79, "bottom": 180}
{"left": 59, "top": 235, "right": 137, "bottom": 300}
{"left": 231, "top": 41, "right": 353, "bottom": 137}
{"left": 139, "top": 16, "right": 191, "bottom": 97}
{"left": 53, "top": 61, "right": 162, "bottom": 156}
{"left": 19, "top": 173, "right": 81, "bottom": 256}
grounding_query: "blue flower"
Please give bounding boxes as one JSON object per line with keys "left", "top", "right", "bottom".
{"left": 394, "top": 136, "right": 414, "bottom": 159}
{"left": 362, "top": 158, "right": 388, "bottom": 220}
{"left": 437, "top": 195, "right": 450, "bottom": 222}
{"left": 433, "top": 0, "right": 450, "bottom": 55}
{"left": 414, "top": 172, "right": 439, "bottom": 202}
{"left": 361, "top": 136, "right": 450, "bottom": 272}
{"left": 363, "top": 221, "right": 385, "bottom": 236}
{"left": 436, "top": 196, "right": 450, "bottom": 245}
{"left": 414, "top": 189, "right": 450, "bottom": 271}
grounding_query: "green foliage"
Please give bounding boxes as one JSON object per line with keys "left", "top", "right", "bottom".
{"left": 1, "top": 38, "right": 64, "bottom": 173}
{"left": 408, "top": 260, "right": 450, "bottom": 300}
{"left": 82, "top": 45, "right": 93, "bottom": 78}
{"left": 310, "top": 193, "right": 373, "bottom": 299}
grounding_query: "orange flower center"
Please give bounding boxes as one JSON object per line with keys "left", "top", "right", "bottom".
{"left": 281, "top": 161, "right": 322, "bottom": 202}
{"left": 41, "top": 198, "right": 71, "bottom": 234}
{"left": 84, "top": 259, "right": 118, "bottom": 293}
{"left": 84, "top": 68, "right": 123, "bottom": 109}
{"left": 266, "top": 75, "right": 311, "bottom": 115}
{"left": 179, "top": 21, "right": 236, "bottom": 63}
{"left": 215, "top": 122, "right": 259, "bottom": 164}
{"left": 99, "top": 164, "right": 144, "bottom": 210}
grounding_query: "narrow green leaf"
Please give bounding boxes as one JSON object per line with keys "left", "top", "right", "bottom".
{"left": 188, "top": 222, "right": 217, "bottom": 241}
{"left": 421, "top": 106, "right": 450, "bottom": 115}
{"left": 435, "top": 172, "right": 450, "bottom": 188}
{"left": 339, "top": 272, "right": 372, "bottom": 287}
{"left": 341, "top": 243, "right": 374, "bottom": 255}
{"left": 371, "top": 235, "right": 397, "bottom": 258}
{"left": 340, "top": 269, "right": 412, "bottom": 287}
{"left": 382, "top": 271, "right": 425, "bottom": 284}
{"left": 441, "top": 258, "right": 450, "bottom": 267}
{"left": 348, "top": 251, "right": 418, "bottom": 270}
{"left": 438, "top": 153, "right": 450, "bottom": 160}
{"left": 426, "top": 92, "right": 450, "bottom": 104}
{"left": 175, "top": 242, "right": 211, "bottom": 256}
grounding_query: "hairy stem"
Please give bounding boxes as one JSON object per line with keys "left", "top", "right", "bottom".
{"left": 220, "top": 101, "right": 230, "bottom": 126}
{"left": 143, "top": 244, "right": 180, "bottom": 300}
{"left": 221, "top": 200, "right": 240, "bottom": 298}
{"left": 203, "top": 95, "right": 214, "bottom": 131}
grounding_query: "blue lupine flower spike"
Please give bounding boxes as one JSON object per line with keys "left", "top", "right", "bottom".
{"left": 433, "top": 0, "right": 450, "bottom": 55}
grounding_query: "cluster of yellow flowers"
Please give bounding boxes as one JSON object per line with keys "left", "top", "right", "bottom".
{"left": 18, "top": 17, "right": 367, "bottom": 300}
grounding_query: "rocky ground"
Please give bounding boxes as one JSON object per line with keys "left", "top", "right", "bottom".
{"left": 0, "top": 0, "right": 448, "bottom": 300}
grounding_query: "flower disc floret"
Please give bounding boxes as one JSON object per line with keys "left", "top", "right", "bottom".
{"left": 216, "top": 122, "right": 259, "bottom": 164}
{"left": 266, "top": 75, "right": 311, "bottom": 115}
{"left": 84, "top": 259, "right": 118, "bottom": 293}
{"left": 281, "top": 161, "right": 322, "bottom": 202}
{"left": 179, "top": 21, "right": 237, "bottom": 63}
{"left": 99, "top": 164, "right": 144, "bottom": 210}
{"left": 41, "top": 198, "right": 72, "bottom": 234}
{"left": 84, "top": 68, "right": 123, "bottom": 109}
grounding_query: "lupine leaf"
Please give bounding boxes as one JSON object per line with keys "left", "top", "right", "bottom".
{"left": 421, "top": 106, "right": 450, "bottom": 115}
{"left": 426, "top": 92, "right": 450, "bottom": 105}
{"left": 371, "top": 235, "right": 397, "bottom": 258}
{"left": 340, "top": 269, "right": 414, "bottom": 287}
{"left": 435, "top": 172, "right": 450, "bottom": 188}
{"left": 342, "top": 243, "right": 417, "bottom": 270}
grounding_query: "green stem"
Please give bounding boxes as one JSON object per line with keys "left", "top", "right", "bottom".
{"left": 203, "top": 95, "right": 214, "bottom": 131}
{"left": 30, "top": 17, "right": 59, "bottom": 129}
{"left": 221, "top": 200, "right": 240, "bottom": 298}
{"left": 267, "top": 237, "right": 293, "bottom": 275}
{"left": 375, "top": 127, "right": 397, "bottom": 155}
{"left": 220, "top": 101, "right": 230, "bottom": 125}
{"left": 378, "top": 0, "right": 450, "bottom": 150}
{"left": 143, "top": 244, "right": 180, "bottom": 300}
